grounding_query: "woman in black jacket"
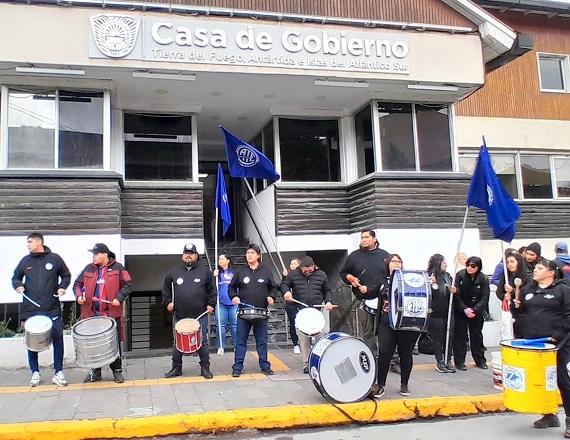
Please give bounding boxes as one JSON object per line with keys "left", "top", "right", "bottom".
{"left": 452, "top": 256, "right": 490, "bottom": 371}
{"left": 427, "top": 254, "right": 455, "bottom": 373}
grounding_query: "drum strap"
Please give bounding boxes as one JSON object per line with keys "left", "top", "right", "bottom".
{"left": 321, "top": 392, "right": 379, "bottom": 424}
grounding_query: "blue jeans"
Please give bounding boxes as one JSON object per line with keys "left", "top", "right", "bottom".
{"left": 232, "top": 318, "right": 270, "bottom": 372}
{"left": 215, "top": 304, "right": 238, "bottom": 349}
{"left": 27, "top": 316, "right": 64, "bottom": 374}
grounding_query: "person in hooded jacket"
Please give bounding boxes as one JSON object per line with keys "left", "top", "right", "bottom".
{"left": 511, "top": 258, "right": 570, "bottom": 437}
{"left": 12, "top": 232, "right": 71, "bottom": 387}
{"left": 554, "top": 242, "right": 570, "bottom": 284}
{"left": 524, "top": 242, "right": 542, "bottom": 276}
{"left": 75, "top": 243, "right": 132, "bottom": 383}
{"left": 452, "top": 256, "right": 490, "bottom": 371}
{"left": 427, "top": 254, "right": 456, "bottom": 374}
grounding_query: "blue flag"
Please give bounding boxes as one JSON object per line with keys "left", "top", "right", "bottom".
{"left": 467, "top": 141, "right": 521, "bottom": 242}
{"left": 220, "top": 126, "right": 280, "bottom": 180}
{"left": 215, "top": 163, "right": 232, "bottom": 236}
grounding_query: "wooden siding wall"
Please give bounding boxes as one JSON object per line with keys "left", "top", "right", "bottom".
{"left": 0, "top": 178, "right": 121, "bottom": 235}
{"left": 121, "top": 186, "right": 203, "bottom": 238}
{"left": 131, "top": 0, "right": 473, "bottom": 27}
{"left": 456, "top": 11, "right": 570, "bottom": 120}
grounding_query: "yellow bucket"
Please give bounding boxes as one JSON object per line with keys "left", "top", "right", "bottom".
{"left": 501, "top": 339, "right": 558, "bottom": 414}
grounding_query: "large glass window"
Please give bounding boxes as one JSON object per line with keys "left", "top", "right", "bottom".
{"left": 459, "top": 153, "right": 517, "bottom": 199}
{"left": 378, "top": 103, "right": 414, "bottom": 171}
{"left": 521, "top": 155, "right": 552, "bottom": 199}
{"left": 279, "top": 118, "right": 340, "bottom": 182}
{"left": 7, "top": 89, "right": 104, "bottom": 169}
{"left": 554, "top": 157, "right": 570, "bottom": 198}
{"left": 355, "top": 105, "right": 374, "bottom": 178}
{"left": 124, "top": 113, "right": 192, "bottom": 181}
{"left": 416, "top": 104, "right": 452, "bottom": 171}
{"left": 538, "top": 53, "right": 569, "bottom": 92}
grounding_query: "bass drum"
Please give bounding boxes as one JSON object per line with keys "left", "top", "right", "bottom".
{"left": 308, "top": 332, "right": 376, "bottom": 403}
{"left": 72, "top": 316, "right": 119, "bottom": 368}
{"left": 389, "top": 269, "right": 432, "bottom": 332}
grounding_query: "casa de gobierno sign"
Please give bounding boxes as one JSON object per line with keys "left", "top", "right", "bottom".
{"left": 89, "top": 14, "right": 409, "bottom": 74}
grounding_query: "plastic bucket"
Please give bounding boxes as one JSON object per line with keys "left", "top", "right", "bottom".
{"left": 491, "top": 351, "right": 502, "bottom": 390}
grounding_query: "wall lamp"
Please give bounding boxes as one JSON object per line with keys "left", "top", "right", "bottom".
{"left": 132, "top": 71, "right": 196, "bottom": 81}
{"left": 314, "top": 79, "right": 369, "bottom": 88}
{"left": 16, "top": 67, "right": 86, "bottom": 76}
{"left": 407, "top": 83, "right": 459, "bottom": 92}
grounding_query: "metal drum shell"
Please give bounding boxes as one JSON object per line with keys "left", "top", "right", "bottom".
{"left": 72, "top": 316, "right": 119, "bottom": 368}
{"left": 24, "top": 315, "right": 53, "bottom": 352}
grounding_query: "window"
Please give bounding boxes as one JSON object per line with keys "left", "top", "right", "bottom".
{"left": 7, "top": 89, "right": 104, "bottom": 169}
{"left": 355, "top": 105, "right": 374, "bottom": 178}
{"left": 554, "top": 157, "right": 570, "bottom": 198}
{"left": 520, "top": 155, "right": 552, "bottom": 199}
{"left": 458, "top": 153, "right": 517, "bottom": 199}
{"left": 124, "top": 113, "right": 192, "bottom": 180}
{"left": 538, "top": 53, "right": 569, "bottom": 92}
{"left": 377, "top": 102, "right": 453, "bottom": 172}
{"left": 279, "top": 118, "right": 340, "bottom": 182}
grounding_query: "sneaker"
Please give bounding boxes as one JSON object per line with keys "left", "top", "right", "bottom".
{"left": 261, "top": 368, "right": 274, "bottom": 375}
{"left": 293, "top": 345, "right": 301, "bottom": 354}
{"left": 303, "top": 364, "right": 309, "bottom": 374}
{"left": 400, "top": 385, "right": 411, "bottom": 396}
{"left": 231, "top": 370, "right": 241, "bottom": 377}
{"left": 534, "top": 414, "right": 560, "bottom": 429}
{"left": 435, "top": 361, "right": 448, "bottom": 373}
{"left": 389, "top": 361, "right": 401, "bottom": 375}
{"left": 201, "top": 366, "right": 213, "bottom": 380}
{"left": 30, "top": 371, "right": 41, "bottom": 387}
{"left": 164, "top": 367, "right": 182, "bottom": 378}
{"left": 52, "top": 371, "right": 67, "bottom": 387}
{"left": 112, "top": 370, "right": 125, "bottom": 383}
{"left": 373, "top": 385, "right": 385, "bottom": 398}
{"left": 446, "top": 362, "right": 456, "bottom": 373}
{"left": 412, "top": 348, "right": 419, "bottom": 355}
{"left": 217, "top": 347, "right": 224, "bottom": 356}
{"left": 84, "top": 368, "right": 102, "bottom": 383}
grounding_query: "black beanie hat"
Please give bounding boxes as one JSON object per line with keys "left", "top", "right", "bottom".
{"left": 526, "top": 242, "right": 542, "bottom": 256}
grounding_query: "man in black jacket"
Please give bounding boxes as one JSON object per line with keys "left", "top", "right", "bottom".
{"left": 12, "top": 232, "right": 71, "bottom": 387}
{"left": 281, "top": 256, "right": 333, "bottom": 373}
{"left": 162, "top": 243, "right": 216, "bottom": 379}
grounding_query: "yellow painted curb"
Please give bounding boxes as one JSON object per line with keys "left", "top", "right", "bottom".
{"left": 1, "top": 394, "right": 506, "bottom": 440}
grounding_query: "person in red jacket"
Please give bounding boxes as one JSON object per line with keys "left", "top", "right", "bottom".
{"left": 74, "top": 243, "right": 132, "bottom": 383}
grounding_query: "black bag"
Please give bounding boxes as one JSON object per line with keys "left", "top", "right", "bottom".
{"left": 418, "top": 332, "right": 434, "bottom": 355}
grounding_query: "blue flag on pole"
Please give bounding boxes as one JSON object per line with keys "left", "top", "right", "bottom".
{"left": 220, "top": 126, "right": 280, "bottom": 181}
{"left": 215, "top": 163, "right": 232, "bottom": 236}
{"left": 467, "top": 140, "right": 521, "bottom": 242}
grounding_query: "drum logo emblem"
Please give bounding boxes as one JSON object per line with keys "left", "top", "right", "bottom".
{"left": 90, "top": 14, "right": 140, "bottom": 58}
{"left": 359, "top": 351, "right": 371, "bottom": 373}
{"left": 503, "top": 366, "right": 525, "bottom": 391}
{"left": 405, "top": 299, "right": 425, "bottom": 316}
{"left": 403, "top": 272, "right": 425, "bottom": 288}
{"left": 236, "top": 145, "right": 260, "bottom": 168}
{"left": 546, "top": 366, "right": 557, "bottom": 392}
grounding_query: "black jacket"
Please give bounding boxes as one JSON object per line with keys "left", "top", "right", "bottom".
{"left": 339, "top": 246, "right": 389, "bottom": 300}
{"left": 280, "top": 268, "right": 332, "bottom": 306}
{"left": 229, "top": 263, "right": 278, "bottom": 308}
{"left": 162, "top": 261, "right": 217, "bottom": 320}
{"left": 512, "top": 279, "right": 570, "bottom": 342}
{"left": 453, "top": 270, "right": 490, "bottom": 316}
{"left": 12, "top": 246, "right": 71, "bottom": 320}
{"left": 431, "top": 272, "right": 453, "bottom": 318}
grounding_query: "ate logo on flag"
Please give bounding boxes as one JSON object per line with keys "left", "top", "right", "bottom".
{"left": 236, "top": 145, "right": 260, "bottom": 168}
{"left": 486, "top": 185, "right": 494, "bottom": 206}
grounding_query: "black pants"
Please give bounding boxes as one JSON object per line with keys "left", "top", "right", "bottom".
{"left": 377, "top": 314, "right": 419, "bottom": 387}
{"left": 429, "top": 316, "right": 453, "bottom": 363}
{"left": 557, "top": 336, "right": 570, "bottom": 415}
{"left": 285, "top": 302, "right": 300, "bottom": 346}
{"left": 453, "top": 311, "right": 485, "bottom": 366}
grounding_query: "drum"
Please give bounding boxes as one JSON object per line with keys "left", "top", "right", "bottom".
{"left": 501, "top": 339, "right": 558, "bottom": 414}
{"left": 309, "top": 332, "right": 376, "bottom": 403}
{"left": 295, "top": 307, "right": 326, "bottom": 337}
{"left": 361, "top": 298, "right": 378, "bottom": 315}
{"left": 175, "top": 318, "right": 202, "bottom": 354}
{"left": 72, "top": 316, "right": 120, "bottom": 368}
{"left": 24, "top": 315, "right": 53, "bottom": 352}
{"left": 237, "top": 305, "right": 270, "bottom": 321}
{"left": 389, "top": 269, "right": 431, "bottom": 332}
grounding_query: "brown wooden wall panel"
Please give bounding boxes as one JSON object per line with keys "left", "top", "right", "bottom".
{"left": 456, "top": 11, "right": 570, "bottom": 120}
{"left": 121, "top": 187, "right": 203, "bottom": 238}
{"left": 122, "top": 0, "right": 473, "bottom": 27}
{"left": 0, "top": 178, "right": 121, "bottom": 235}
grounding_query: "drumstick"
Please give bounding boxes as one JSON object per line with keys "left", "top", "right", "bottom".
{"left": 22, "top": 292, "right": 41, "bottom": 308}
{"left": 171, "top": 282, "right": 175, "bottom": 308}
{"left": 346, "top": 274, "right": 361, "bottom": 287}
{"left": 240, "top": 302, "right": 256, "bottom": 308}
{"left": 92, "top": 297, "right": 113, "bottom": 304}
{"left": 195, "top": 310, "right": 209, "bottom": 321}
{"left": 313, "top": 304, "right": 338, "bottom": 308}
{"left": 514, "top": 277, "right": 522, "bottom": 302}
{"left": 290, "top": 298, "right": 309, "bottom": 308}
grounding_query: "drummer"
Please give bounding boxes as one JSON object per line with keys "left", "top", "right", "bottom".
{"left": 229, "top": 243, "right": 278, "bottom": 377}
{"left": 280, "top": 256, "right": 333, "bottom": 373}
{"left": 74, "top": 243, "right": 132, "bottom": 383}
{"left": 12, "top": 233, "right": 71, "bottom": 387}
{"left": 511, "top": 258, "right": 570, "bottom": 435}
{"left": 162, "top": 243, "right": 216, "bottom": 379}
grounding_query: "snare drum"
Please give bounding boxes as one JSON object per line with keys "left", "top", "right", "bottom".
{"left": 295, "top": 307, "right": 326, "bottom": 337}
{"left": 309, "top": 332, "right": 376, "bottom": 403}
{"left": 175, "top": 318, "right": 202, "bottom": 354}
{"left": 73, "top": 316, "right": 120, "bottom": 368}
{"left": 361, "top": 298, "right": 378, "bottom": 315}
{"left": 237, "top": 305, "right": 270, "bottom": 321}
{"left": 389, "top": 269, "right": 431, "bottom": 332}
{"left": 24, "top": 315, "right": 53, "bottom": 352}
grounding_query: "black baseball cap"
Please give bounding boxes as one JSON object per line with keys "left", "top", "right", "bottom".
{"left": 88, "top": 243, "right": 110, "bottom": 255}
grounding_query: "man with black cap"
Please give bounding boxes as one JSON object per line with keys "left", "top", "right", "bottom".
{"left": 229, "top": 243, "right": 278, "bottom": 377}
{"left": 281, "top": 256, "right": 333, "bottom": 373}
{"left": 74, "top": 243, "right": 132, "bottom": 383}
{"left": 162, "top": 243, "right": 216, "bottom": 379}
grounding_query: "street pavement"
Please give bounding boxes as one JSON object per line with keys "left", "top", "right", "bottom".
{"left": 0, "top": 344, "right": 507, "bottom": 440}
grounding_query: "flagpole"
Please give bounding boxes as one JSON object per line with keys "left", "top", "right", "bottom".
{"left": 243, "top": 178, "right": 287, "bottom": 272}
{"left": 444, "top": 206, "right": 470, "bottom": 364}
{"left": 214, "top": 207, "right": 223, "bottom": 355}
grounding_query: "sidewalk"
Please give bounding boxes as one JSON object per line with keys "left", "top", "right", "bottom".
{"left": 0, "top": 344, "right": 506, "bottom": 440}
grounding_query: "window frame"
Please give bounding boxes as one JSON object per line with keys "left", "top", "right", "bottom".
{"left": 537, "top": 52, "right": 570, "bottom": 93}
